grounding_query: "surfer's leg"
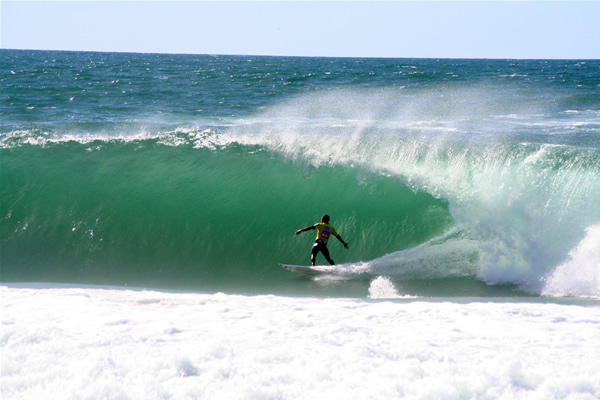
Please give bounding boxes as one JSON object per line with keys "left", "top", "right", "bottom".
{"left": 321, "top": 245, "right": 335, "bottom": 265}
{"left": 311, "top": 241, "right": 320, "bottom": 266}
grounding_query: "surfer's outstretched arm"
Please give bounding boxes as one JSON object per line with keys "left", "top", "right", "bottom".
{"left": 336, "top": 235, "right": 349, "bottom": 249}
{"left": 295, "top": 226, "right": 316, "bottom": 235}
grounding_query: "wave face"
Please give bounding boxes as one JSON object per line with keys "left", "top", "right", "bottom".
{"left": 0, "top": 137, "right": 452, "bottom": 293}
{"left": 2, "top": 50, "right": 599, "bottom": 297}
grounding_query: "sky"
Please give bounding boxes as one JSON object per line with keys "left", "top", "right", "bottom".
{"left": 1, "top": 1, "right": 599, "bottom": 59}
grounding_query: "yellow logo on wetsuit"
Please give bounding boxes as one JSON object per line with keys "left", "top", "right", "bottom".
{"left": 314, "top": 223, "right": 338, "bottom": 244}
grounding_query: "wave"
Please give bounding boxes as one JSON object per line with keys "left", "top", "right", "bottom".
{"left": 0, "top": 135, "right": 451, "bottom": 292}
{"left": 222, "top": 88, "right": 600, "bottom": 296}
{"left": 2, "top": 88, "right": 599, "bottom": 297}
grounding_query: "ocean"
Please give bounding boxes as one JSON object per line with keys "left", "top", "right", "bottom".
{"left": 1, "top": 50, "right": 599, "bottom": 399}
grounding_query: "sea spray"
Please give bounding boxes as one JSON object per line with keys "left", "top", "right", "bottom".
{"left": 224, "top": 87, "right": 600, "bottom": 293}
{"left": 543, "top": 224, "right": 600, "bottom": 298}
{"left": 368, "top": 276, "right": 416, "bottom": 299}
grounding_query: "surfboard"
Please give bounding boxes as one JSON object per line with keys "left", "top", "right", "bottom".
{"left": 279, "top": 264, "right": 337, "bottom": 275}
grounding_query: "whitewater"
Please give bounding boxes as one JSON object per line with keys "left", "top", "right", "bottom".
{"left": 3, "top": 287, "right": 600, "bottom": 399}
{"left": 1, "top": 50, "right": 600, "bottom": 398}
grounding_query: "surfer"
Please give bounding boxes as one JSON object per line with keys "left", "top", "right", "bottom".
{"left": 295, "top": 215, "right": 349, "bottom": 266}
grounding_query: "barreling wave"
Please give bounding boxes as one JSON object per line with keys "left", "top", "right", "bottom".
{"left": 2, "top": 87, "right": 600, "bottom": 298}
{"left": 221, "top": 88, "right": 600, "bottom": 297}
{"left": 0, "top": 130, "right": 453, "bottom": 292}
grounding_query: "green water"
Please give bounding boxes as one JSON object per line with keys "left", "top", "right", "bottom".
{"left": 1, "top": 140, "right": 452, "bottom": 292}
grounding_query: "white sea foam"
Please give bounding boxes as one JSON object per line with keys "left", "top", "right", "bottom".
{"left": 0, "top": 127, "right": 223, "bottom": 149}
{"left": 543, "top": 224, "right": 600, "bottom": 298}
{"left": 367, "top": 276, "right": 416, "bottom": 299}
{"left": 2, "top": 287, "right": 600, "bottom": 399}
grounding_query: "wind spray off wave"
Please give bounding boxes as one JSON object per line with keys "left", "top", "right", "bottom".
{"left": 224, "top": 87, "right": 600, "bottom": 296}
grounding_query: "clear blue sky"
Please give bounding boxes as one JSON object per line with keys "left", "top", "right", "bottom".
{"left": 2, "top": 1, "right": 599, "bottom": 59}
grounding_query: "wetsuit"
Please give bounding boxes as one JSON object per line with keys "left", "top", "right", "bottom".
{"left": 311, "top": 223, "right": 339, "bottom": 265}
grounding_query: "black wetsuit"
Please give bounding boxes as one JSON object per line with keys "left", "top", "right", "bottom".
{"left": 311, "top": 239, "right": 334, "bottom": 266}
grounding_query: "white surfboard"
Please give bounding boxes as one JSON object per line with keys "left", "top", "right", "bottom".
{"left": 279, "top": 263, "right": 337, "bottom": 275}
